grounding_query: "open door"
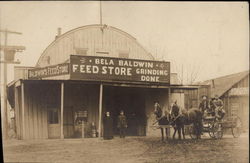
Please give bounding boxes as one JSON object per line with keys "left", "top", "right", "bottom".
{"left": 104, "top": 86, "right": 146, "bottom": 136}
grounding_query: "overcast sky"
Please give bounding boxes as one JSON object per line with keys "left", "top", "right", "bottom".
{"left": 0, "top": 1, "right": 249, "bottom": 83}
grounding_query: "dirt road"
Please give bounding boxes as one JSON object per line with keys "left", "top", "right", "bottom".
{"left": 3, "top": 133, "right": 249, "bottom": 163}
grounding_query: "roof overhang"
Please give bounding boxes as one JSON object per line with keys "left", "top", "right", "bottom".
{"left": 7, "top": 79, "right": 201, "bottom": 90}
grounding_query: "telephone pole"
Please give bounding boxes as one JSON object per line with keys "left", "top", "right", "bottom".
{"left": 0, "top": 29, "right": 25, "bottom": 140}
{"left": 100, "top": 1, "right": 102, "bottom": 25}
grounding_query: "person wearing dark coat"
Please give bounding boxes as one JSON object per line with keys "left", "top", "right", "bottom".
{"left": 103, "top": 111, "right": 113, "bottom": 140}
{"left": 117, "top": 110, "right": 128, "bottom": 138}
{"left": 199, "top": 95, "right": 210, "bottom": 117}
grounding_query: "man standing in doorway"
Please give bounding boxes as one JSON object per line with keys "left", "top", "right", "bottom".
{"left": 117, "top": 110, "right": 128, "bottom": 138}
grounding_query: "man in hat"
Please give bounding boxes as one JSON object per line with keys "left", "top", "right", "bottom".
{"left": 212, "top": 95, "right": 225, "bottom": 120}
{"left": 170, "top": 100, "right": 180, "bottom": 119}
{"left": 117, "top": 110, "right": 128, "bottom": 138}
{"left": 199, "top": 95, "right": 210, "bottom": 118}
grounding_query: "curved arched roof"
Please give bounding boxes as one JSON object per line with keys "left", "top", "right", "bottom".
{"left": 36, "top": 24, "right": 154, "bottom": 67}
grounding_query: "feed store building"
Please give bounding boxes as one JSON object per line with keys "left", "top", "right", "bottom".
{"left": 7, "top": 25, "right": 204, "bottom": 139}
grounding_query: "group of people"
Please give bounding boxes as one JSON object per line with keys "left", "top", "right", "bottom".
{"left": 199, "top": 95, "right": 225, "bottom": 120}
{"left": 103, "top": 110, "right": 128, "bottom": 140}
{"left": 103, "top": 95, "right": 225, "bottom": 140}
{"left": 154, "top": 94, "right": 225, "bottom": 124}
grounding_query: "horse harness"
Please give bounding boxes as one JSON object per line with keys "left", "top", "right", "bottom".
{"left": 169, "top": 113, "right": 183, "bottom": 125}
{"left": 170, "top": 111, "right": 190, "bottom": 124}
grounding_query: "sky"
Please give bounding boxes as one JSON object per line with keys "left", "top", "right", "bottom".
{"left": 0, "top": 1, "right": 249, "bottom": 84}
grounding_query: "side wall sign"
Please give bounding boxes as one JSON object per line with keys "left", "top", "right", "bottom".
{"left": 28, "top": 63, "right": 69, "bottom": 79}
{"left": 70, "top": 55, "right": 170, "bottom": 84}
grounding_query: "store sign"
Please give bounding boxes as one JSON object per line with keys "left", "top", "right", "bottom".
{"left": 229, "top": 87, "right": 249, "bottom": 96}
{"left": 28, "top": 63, "right": 69, "bottom": 79}
{"left": 70, "top": 55, "right": 170, "bottom": 84}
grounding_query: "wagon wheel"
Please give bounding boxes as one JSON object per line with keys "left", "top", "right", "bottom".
{"left": 231, "top": 116, "right": 242, "bottom": 138}
{"left": 207, "top": 122, "right": 215, "bottom": 138}
{"left": 208, "top": 131, "right": 215, "bottom": 138}
{"left": 189, "top": 125, "right": 198, "bottom": 139}
{"left": 212, "top": 122, "right": 223, "bottom": 139}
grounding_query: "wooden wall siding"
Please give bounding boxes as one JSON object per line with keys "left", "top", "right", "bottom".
{"left": 15, "top": 87, "right": 22, "bottom": 139}
{"left": 36, "top": 25, "right": 154, "bottom": 67}
{"left": 40, "top": 85, "right": 48, "bottom": 139}
{"left": 20, "top": 83, "right": 58, "bottom": 139}
{"left": 198, "top": 86, "right": 211, "bottom": 99}
{"left": 222, "top": 89, "right": 249, "bottom": 130}
{"left": 184, "top": 89, "right": 199, "bottom": 109}
{"left": 233, "top": 75, "right": 249, "bottom": 88}
{"left": 19, "top": 87, "right": 23, "bottom": 139}
{"left": 221, "top": 75, "right": 249, "bottom": 119}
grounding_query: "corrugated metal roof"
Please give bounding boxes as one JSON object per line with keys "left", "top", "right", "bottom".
{"left": 36, "top": 24, "right": 155, "bottom": 67}
{"left": 197, "top": 70, "right": 249, "bottom": 97}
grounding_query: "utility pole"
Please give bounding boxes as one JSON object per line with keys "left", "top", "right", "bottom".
{"left": 100, "top": 1, "right": 102, "bottom": 25}
{"left": 181, "top": 64, "right": 183, "bottom": 85}
{"left": 0, "top": 29, "right": 25, "bottom": 140}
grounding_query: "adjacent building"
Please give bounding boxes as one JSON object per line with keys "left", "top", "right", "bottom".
{"left": 198, "top": 70, "right": 249, "bottom": 131}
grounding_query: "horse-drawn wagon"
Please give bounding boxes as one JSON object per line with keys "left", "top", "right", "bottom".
{"left": 187, "top": 115, "right": 242, "bottom": 139}
{"left": 152, "top": 100, "right": 243, "bottom": 140}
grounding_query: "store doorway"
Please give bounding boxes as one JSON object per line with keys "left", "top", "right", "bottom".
{"left": 48, "top": 108, "right": 60, "bottom": 138}
{"left": 103, "top": 86, "right": 146, "bottom": 136}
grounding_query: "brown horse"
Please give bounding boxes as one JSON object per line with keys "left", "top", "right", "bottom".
{"left": 171, "top": 105, "right": 203, "bottom": 139}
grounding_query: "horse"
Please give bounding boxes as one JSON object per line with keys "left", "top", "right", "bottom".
{"left": 153, "top": 105, "right": 171, "bottom": 141}
{"left": 170, "top": 104, "right": 185, "bottom": 140}
{"left": 171, "top": 105, "right": 203, "bottom": 139}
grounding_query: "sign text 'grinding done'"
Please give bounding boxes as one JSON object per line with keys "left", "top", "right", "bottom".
{"left": 70, "top": 55, "right": 170, "bottom": 84}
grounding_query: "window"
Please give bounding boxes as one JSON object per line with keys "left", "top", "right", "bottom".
{"left": 96, "top": 51, "right": 109, "bottom": 56}
{"left": 95, "top": 48, "right": 109, "bottom": 56}
{"left": 119, "top": 52, "right": 129, "bottom": 58}
{"left": 74, "top": 47, "right": 88, "bottom": 56}
{"left": 118, "top": 50, "right": 129, "bottom": 58}
{"left": 42, "top": 56, "right": 50, "bottom": 65}
{"left": 48, "top": 109, "right": 59, "bottom": 124}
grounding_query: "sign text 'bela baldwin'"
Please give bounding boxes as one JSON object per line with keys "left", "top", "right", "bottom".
{"left": 70, "top": 55, "right": 170, "bottom": 84}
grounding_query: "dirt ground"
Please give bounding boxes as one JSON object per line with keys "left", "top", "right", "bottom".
{"left": 3, "top": 133, "right": 249, "bottom": 163}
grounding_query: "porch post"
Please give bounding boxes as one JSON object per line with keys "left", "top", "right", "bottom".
{"left": 98, "top": 84, "right": 103, "bottom": 138}
{"left": 60, "top": 82, "right": 64, "bottom": 139}
{"left": 21, "top": 82, "right": 25, "bottom": 139}
{"left": 168, "top": 87, "right": 171, "bottom": 110}
{"left": 14, "top": 87, "right": 19, "bottom": 139}
{"left": 168, "top": 87, "right": 171, "bottom": 137}
{"left": 197, "top": 87, "right": 200, "bottom": 108}
{"left": 227, "top": 95, "right": 230, "bottom": 116}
